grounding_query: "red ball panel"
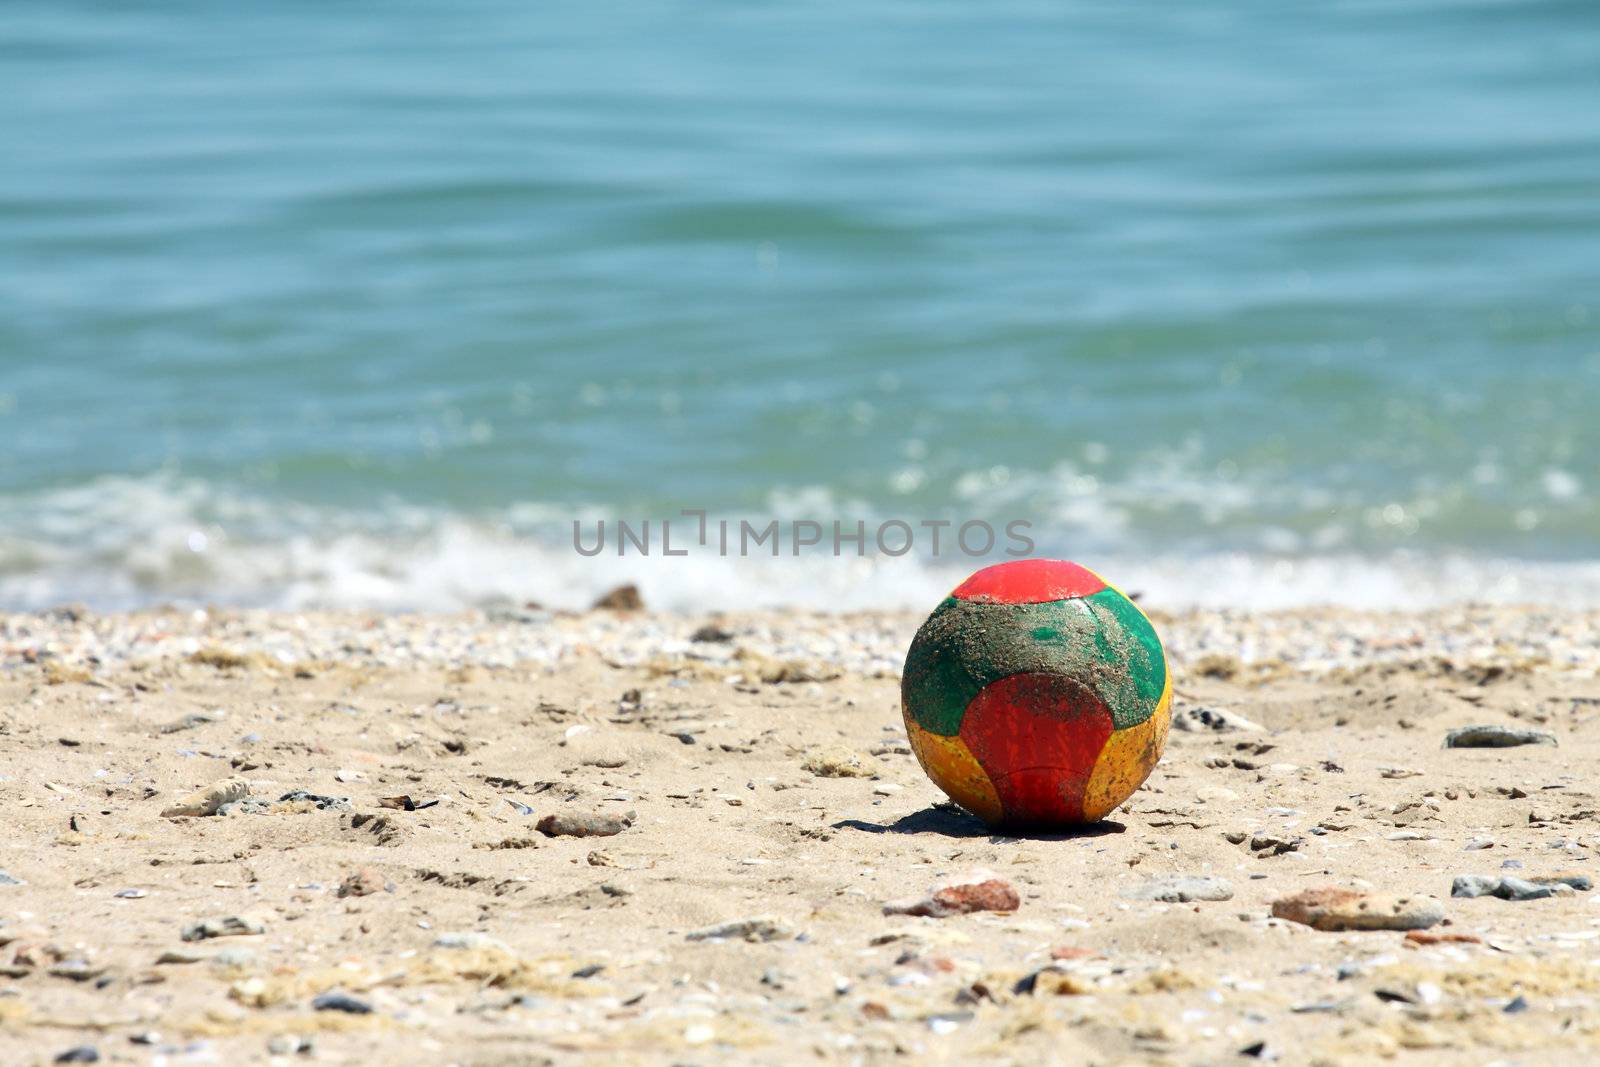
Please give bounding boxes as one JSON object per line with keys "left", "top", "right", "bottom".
{"left": 949, "top": 558, "right": 1107, "bottom": 605}
{"left": 958, "top": 672, "right": 1115, "bottom": 824}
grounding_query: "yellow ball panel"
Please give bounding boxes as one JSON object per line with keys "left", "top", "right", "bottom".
{"left": 904, "top": 715, "right": 1004, "bottom": 825}
{"left": 1080, "top": 667, "right": 1171, "bottom": 821}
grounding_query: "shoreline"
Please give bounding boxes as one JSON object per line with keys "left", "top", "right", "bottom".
{"left": 2, "top": 606, "right": 1599, "bottom": 1063}
{"left": 7, "top": 601, "right": 1600, "bottom": 679}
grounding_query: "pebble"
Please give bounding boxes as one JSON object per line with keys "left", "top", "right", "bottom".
{"left": 1464, "top": 838, "right": 1495, "bottom": 851}
{"left": 336, "top": 868, "right": 388, "bottom": 898}
{"left": 536, "top": 811, "right": 634, "bottom": 838}
{"left": 158, "top": 713, "right": 215, "bottom": 735}
{"left": 1250, "top": 833, "right": 1304, "bottom": 855}
{"left": 267, "top": 1035, "right": 312, "bottom": 1055}
{"left": 1496, "top": 877, "right": 1560, "bottom": 901}
{"left": 926, "top": 1011, "right": 972, "bottom": 1034}
{"left": 1452, "top": 875, "right": 1567, "bottom": 900}
{"left": 0, "top": 869, "right": 24, "bottom": 886}
{"left": 690, "top": 622, "right": 734, "bottom": 643}
{"left": 685, "top": 917, "right": 795, "bottom": 943}
{"left": 1532, "top": 872, "right": 1592, "bottom": 891}
{"left": 1451, "top": 875, "right": 1501, "bottom": 898}
{"left": 1270, "top": 887, "right": 1445, "bottom": 931}
{"left": 432, "top": 931, "right": 511, "bottom": 952}
{"left": 592, "top": 583, "right": 643, "bottom": 611}
{"left": 1404, "top": 930, "right": 1482, "bottom": 945}
{"left": 883, "top": 870, "right": 1021, "bottom": 917}
{"left": 54, "top": 1048, "right": 99, "bottom": 1064}
{"left": 181, "top": 915, "right": 266, "bottom": 941}
{"left": 113, "top": 888, "right": 147, "bottom": 898}
{"left": 311, "top": 990, "right": 373, "bottom": 1014}
{"left": 277, "top": 789, "right": 354, "bottom": 812}
{"left": 1443, "top": 725, "right": 1558, "bottom": 749}
{"left": 1119, "top": 875, "right": 1235, "bottom": 903}
{"left": 1173, "top": 704, "right": 1264, "bottom": 732}
{"left": 159, "top": 776, "right": 251, "bottom": 818}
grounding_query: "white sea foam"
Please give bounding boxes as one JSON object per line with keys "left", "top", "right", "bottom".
{"left": 1, "top": 474, "right": 1597, "bottom": 613}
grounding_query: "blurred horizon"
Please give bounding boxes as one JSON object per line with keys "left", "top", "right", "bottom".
{"left": 3, "top": 1, "right": 1599, "bottom": 612}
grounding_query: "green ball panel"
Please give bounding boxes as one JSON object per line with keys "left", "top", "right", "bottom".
{"left": 1082, "top": 587, "right": 1167, "bottom": 727}
{"left": 901, "top": 591, "right": 1166, "bottom": 736}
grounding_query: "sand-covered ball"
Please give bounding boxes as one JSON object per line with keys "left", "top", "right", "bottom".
{"left": 901, "top": 558, "right": 1171, "bottom": 827}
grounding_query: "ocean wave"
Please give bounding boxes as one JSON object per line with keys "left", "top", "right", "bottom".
{"left": 1, "top": 474, "right": 1598, "bottom": 613}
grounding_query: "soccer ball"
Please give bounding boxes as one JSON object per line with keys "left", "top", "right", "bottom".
{"left": 901, "top": 559, "right": 1170, "bottom": 827}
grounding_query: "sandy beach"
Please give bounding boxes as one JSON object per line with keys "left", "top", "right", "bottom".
{"left": 1, "top": 602, "right": 1598, "bottom": 1064}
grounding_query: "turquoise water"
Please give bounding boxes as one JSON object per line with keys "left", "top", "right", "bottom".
{"left": 4, "top": 1, "right": 1599, "bottom": 610}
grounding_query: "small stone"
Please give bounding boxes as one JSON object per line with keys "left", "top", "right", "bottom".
{"left": 181, "top": 915, "right": 265, "bottom": 941}
{"left": 536, "top": 811, "right": 633, "bottom": 838}
{"left": 600, "top": 882, "right": 632, "bottom": 898}
{"left": 267, "top": 1035, "right": 309, "bottom": 1055}
{"left": 0, "top": 869, "right": 25, "bottom": 886}
{"left": 1119, "top": 875, "right": 1234, "bottom": 903}
{"left": 1494, "top": 876, "right": 1557, "bottom": 901}
{"left": 927, "top": 1011, "right": 972, "bottom": 1035}
{"left": 1451, "top": 875, "right": 1501, "bottom": 898}
{"left": 49, "top": 958, "right": 108, "bottom": 982}
{"left": 337, "top": 868, "right": 386, "bottom": 898}
{"left": 54, "top": 1048, "right": 99, "bottom": 1064}
{"left": 1250, "top": 833, "right": 1304, "bottom": 855}
{"left": 1464, "top": 838, "right": 1494, "bottom": 851}
{"left": 1531, "top": 872, "right": 1592, "bottom": 891}
{"left": 586, "top": 849, "right": 617, "bottom": 867}
{"left": 1173, "top": 704, "right": 1263, "bottom": 732}
{"left": 1504, "top": 994, "right": 1530, "bottom": 1014}
{"left": 1443, "top": 725, "right": 1557, "bottom": 749}
{"left": 158, "top": 713, "right": 215, "bottom": 735}
{"left": 883, "top": 870, "right": 1021, "bottom": 917}
{"left": 432, "top": 931, "right": 511, "bottom": 952}
{"left": 1270, "top": 887, "right": 1444, "bottom": 931}
{"left": 690, "top": 622, "right": 733, "bottom": 643}
{"left": 685, "top": 917, "right": 794, "bottom": 943}
{"left": 160, "top": 776, "right": 251, "bottom": 818}
{"left": 593, "top": 584, "right": 643, "bottom": 611}
{"left": 311, "top": 990, "right": 373, "bottom": 1014}
{"left": 276, "top": 789, "right": 353, "bottom": 812}
{"left": 114, "top": 888, "right": 147, "bottom": 899}
{"left": 1405, "top": 930, "right": 1482, "bottom": 945}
